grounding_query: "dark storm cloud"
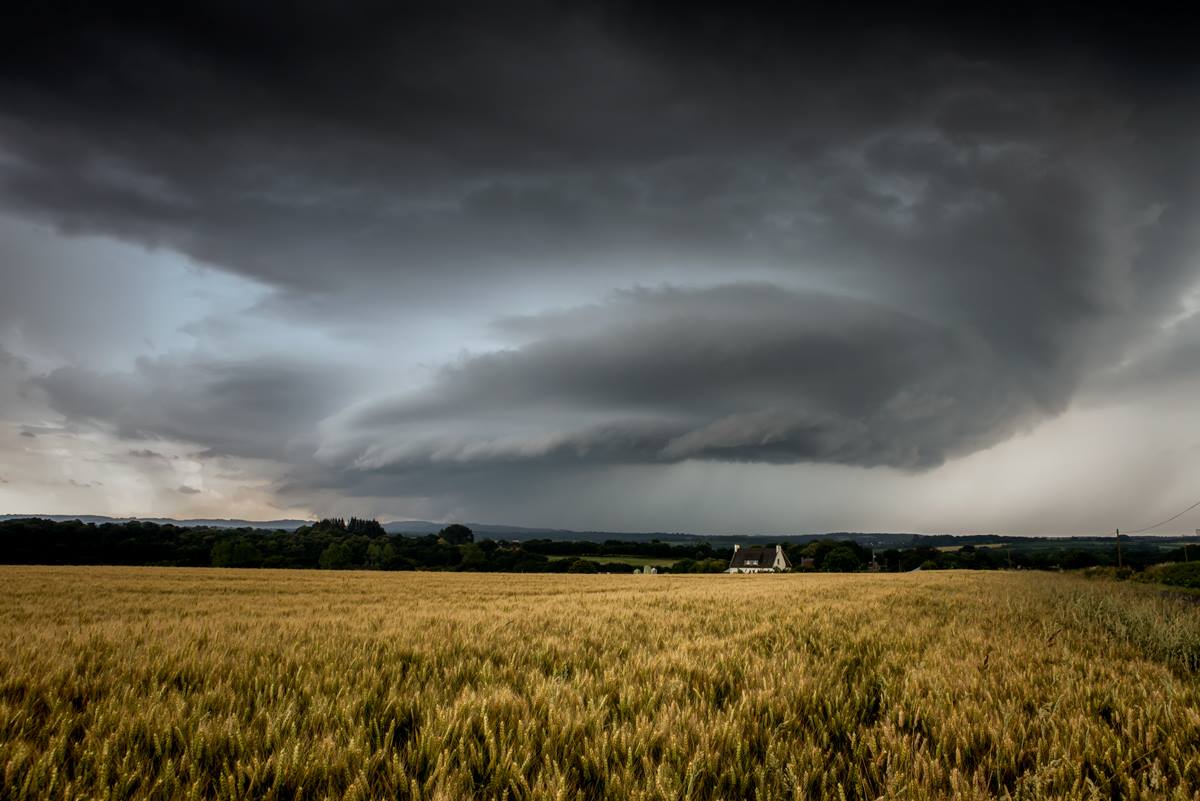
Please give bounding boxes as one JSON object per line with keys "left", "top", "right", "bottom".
{"left": 0, "top": 348, "right": 50, "bottom": 425}
{"left": 36, "top": 354, "right": 362, "bottom": 461}
{"left": 1090, "top": 310, "right": 1200, "bottom": 399}
{"left": 1, "top": 2, "right": 695, "bottom": 297}
{"left": 128, "top": 449, "right": 169, "bottom": 460}
{"left": 19, "top": 425, "right": 76, "bottom": 438}
{"left": 177, "top": 485, "right": 201, "bottom": 495}
{"left": 316, "top": 285, "right": 1050, "bottom": 477}
{"left": 2, "top": 1, "right": 1199, "bottom": 514}
{"left": 3, "top": 1, "right": 1194, "bottom": 303}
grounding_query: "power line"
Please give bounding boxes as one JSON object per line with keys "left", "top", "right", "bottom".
{"left": 1124, "top": 496, "right": 1200, "bottom": 534}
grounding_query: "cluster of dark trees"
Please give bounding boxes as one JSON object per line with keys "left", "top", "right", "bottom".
{"left": 0, "top": 518, "right": 1192, "bottom": 575}
{"left": 0, "top": 518, "right": 720, "bottom": 573}
{"left": 746, "top": 538, "right": 1191, "bottom": 573}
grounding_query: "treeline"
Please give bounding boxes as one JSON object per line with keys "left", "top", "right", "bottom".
{"left": 759, "top": 538, "right": 1192, "bottom": 573}
{"left": 863, "top": 543, "right": 1194, "bottom": 572}
{"left": 0, "top": 518, "right": 1192, "bottom": 575}
{"left": 0, "top": 518, "right": 723, "bottom": 573}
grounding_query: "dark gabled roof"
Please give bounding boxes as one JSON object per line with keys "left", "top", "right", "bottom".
{"left": 729, "top": 545, "right": 791, "bottom": 569}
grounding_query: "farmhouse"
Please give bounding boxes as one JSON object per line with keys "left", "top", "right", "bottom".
{"left": 727, "top": 544, "right": 792, "bottom": 573}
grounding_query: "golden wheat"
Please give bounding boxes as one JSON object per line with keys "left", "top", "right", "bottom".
{"left": 1, "top": 567, "right": 1197, "bottom": 800}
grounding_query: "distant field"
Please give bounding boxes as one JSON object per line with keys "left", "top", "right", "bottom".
{"left": 2, "top": 568, "right": 1198, "bottom": 800}
{"left": 545, "top": 553, "right": 679, "bottom": 567}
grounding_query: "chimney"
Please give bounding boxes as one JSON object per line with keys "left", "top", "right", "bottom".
{"left": 733, "top": 543, "right": 740, "bottom": 552}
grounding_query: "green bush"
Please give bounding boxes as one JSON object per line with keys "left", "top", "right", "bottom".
{"left": 1143, "top": 562, "right": 1200, "bottom": 589}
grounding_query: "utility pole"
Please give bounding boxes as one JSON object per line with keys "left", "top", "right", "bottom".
{"left": 1115, "top": 528, "right": 1123, "bottom": 569}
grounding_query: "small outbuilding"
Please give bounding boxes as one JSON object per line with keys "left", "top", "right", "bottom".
{"left": 727, "top": 544, "right": 792, "bottom": 573}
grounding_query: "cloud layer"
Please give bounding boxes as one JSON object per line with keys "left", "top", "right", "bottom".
{"left": 319, "top": 285, "right": 1050, "bottom": 474}
{"left": 2, "top": 3, "right": 1199, "bottom": 531}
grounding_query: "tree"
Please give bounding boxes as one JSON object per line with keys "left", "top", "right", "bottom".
{"left": 822, "top": 545, "right": 861, "bottom": 573}
{"left": 879, "top": 548, "right": 902, "bottom": 572}
{"left": 801, "top": 540, "right": 838, "bottom": 570}
{"left": 365, "top": 541, "right": 397, "bottom": 569}
{"left": 900, "top": 546, "right": 941, "bottom": 572}
{"left": 211, "top": 538, "right": 262, "bottom": 568}
{"left": 438, "top": 524, "right": 474, "bottom": 545}
{"left": 458, "top": 543, "right": 487, "bottom": 570}
{"left": 319, "top": 542, "right": 354, "bottom": 570}
{"left": 348, "top": 517, "right": 386, "bottom": 537}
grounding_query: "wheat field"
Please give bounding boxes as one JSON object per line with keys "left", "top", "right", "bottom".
{"left": 1, "top": 567, "right": 1198, "bottom": 801}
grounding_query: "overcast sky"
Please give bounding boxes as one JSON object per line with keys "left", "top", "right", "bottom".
{"left": 2, "top": 3, "right": 1199, "bottom": 534}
